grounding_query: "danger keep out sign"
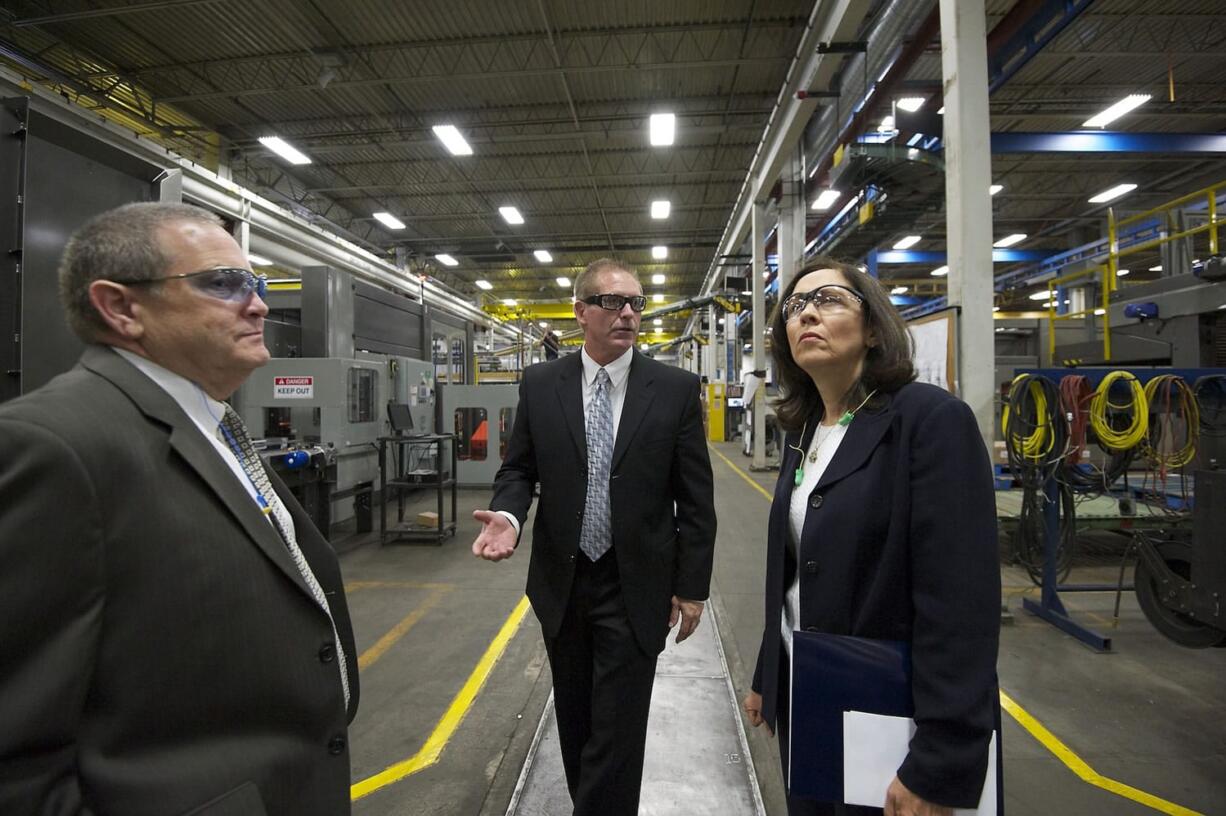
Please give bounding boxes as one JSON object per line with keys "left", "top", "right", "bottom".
{"left": 274, "top": 376, "right": 314, "bottom": 399}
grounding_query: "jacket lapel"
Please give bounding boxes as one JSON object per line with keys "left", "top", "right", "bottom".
{"left": 813, "top": 399, "right": 895, "bottom": 491}
{"left": 556, "top": 351, "right": 587, "bottom": 464}
{"left": 82, "top": 346, "right": 314, "bottom": 600}
{"left": 610, "top": 350, "right": 655, "bottom": 471}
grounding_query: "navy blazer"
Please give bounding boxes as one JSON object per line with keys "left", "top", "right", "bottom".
{"left": 751, "top": 382, "right": 1000, "bottom": 808}
{"left": 491, "top": 349, "right": 716, "bottom": 656}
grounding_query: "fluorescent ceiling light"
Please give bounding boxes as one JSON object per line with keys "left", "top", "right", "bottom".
{"left": 989, "top": 184, "right": 1003, "bottom": 196}
{"left": 555, "top": 276, "right": 571, "bottom": 287}
{"left": 896, "top": 97, "right": 925, "bottom": 113}
{"left": 431, "top": 124, "right": 473, "bottom": 156}
{"left": 653, "top": 319, "right": 663, "bottom": 326}
{"left": 499, "top": 206, "right": 524, "bottom": 225}
{"left": 652, "top": 245, "right": 668, "bottom": 260}
{"left": 539, "top": 321, "right": 549, "bottom": 328}
{"left": 533, "top": 249, "right": 553, "bottom": 263}
{"left": 1147, "top": 265, "right": 1161, "bottom": 272}
{"left": 651, "top": 200, "right": 671, "bottom": 219}
{"left": 1029, "top": 291, "right": 1052, "bottom": 300}
{"left": 937, "top": 105, "right": 945, "bottom": 115}
{"left": 247, "top": 254, "right": 273, "bottom": 266}
{"left": 893, "top": 235, "right": 921, "bottom": 250}
{"left": 474, "top": 279, "right": 492, "bottom": 290}
{"left": 1082, "top": 93, "right": 1151, "bottom": 128}
{"left": 652, "top": 293, "right": 664, "bottom": 303}
{"left": 812, "top": 189, "right": 841, "bottom": 211}
{"left": 1094, "top": 308, "right": 1106, "bottom": 316}
{"left": 649, "top": 113, "right": 675, "bottom": 146}
{"left": 651, "top": 273, "right": 666, "bottom": 285}
{"left": 434, "top": 253, "right": 459, "bottom": 266}
{"left": 258, "top": 136, "right": 311, "bottom": 165}
{"left": 993, "top": 306, "right": 1001, "bottom": 312}
{"left": 1117, "top": 268, "right": 1131, "bottom": 277}
{"left": 993, "top": 233, "right": 1027, "bottom": 248}
{"left": 890, "top": 286, "right": 908, "bottom": 295}
{"left": 502, "top": 298, "right": 517, "bottom": 307}
{"left": 930, "top": 265, "right": 948, "bottom": 277}
{"left": 878, "top": 115, "right": 896, "bottom": 132}
{"left": 1088, "top": 183, "right": 1137, "bottom": 204}
{"left": 373, "top": 212, "right": 406, "bottom": 230}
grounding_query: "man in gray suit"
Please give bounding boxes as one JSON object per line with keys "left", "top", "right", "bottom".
{"left": 0, "top": 202, "right": 359, "bottom": 815}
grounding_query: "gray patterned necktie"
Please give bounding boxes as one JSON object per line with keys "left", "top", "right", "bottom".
{"left": 579, "top": 368, "right": 614, "bottom": 561}
{"left": 219, "top": 405, "right": 351, "bottom": 709}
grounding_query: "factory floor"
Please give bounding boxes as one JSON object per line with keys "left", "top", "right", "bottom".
{"left": 338, "top": 441, "right": 1226, "bottom": 816}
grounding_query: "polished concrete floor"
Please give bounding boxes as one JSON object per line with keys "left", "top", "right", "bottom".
{"left": 339, "top": 441, "right": 1226, "bottom": 816}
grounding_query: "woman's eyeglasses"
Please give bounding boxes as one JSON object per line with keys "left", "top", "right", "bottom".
{"left": 581, "top": 293, "right": 647, "bottom": 312}
{"left": 780, "top": 285, "right": 864, "bottom": 321}
{"left": 116, "top": 267, "right": 269, "bottom": 302}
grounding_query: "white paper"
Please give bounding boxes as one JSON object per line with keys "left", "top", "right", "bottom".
{"left": 842, "top": 711, "right": 997, "bottom": 815}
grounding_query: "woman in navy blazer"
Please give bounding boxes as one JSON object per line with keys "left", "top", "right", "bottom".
{"left": 742, "top": 258, "right": 1001, "bottom": 816}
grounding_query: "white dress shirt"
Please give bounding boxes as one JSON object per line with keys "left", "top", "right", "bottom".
{"left": 113, "top": 348, "right": 294, "bottom": 536}
{"left": 781, "top": 421, "right": 848, "bottom": 658}
{"left": 499, "top": 345, "right": 633, "bottom": 538}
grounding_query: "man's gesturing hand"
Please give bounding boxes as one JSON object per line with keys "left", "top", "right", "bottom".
{"left": 668, "top": 596, "right": 704, "bottom": 643}
{"left": 471, "top": 510, "right": 516, "bottom": 561}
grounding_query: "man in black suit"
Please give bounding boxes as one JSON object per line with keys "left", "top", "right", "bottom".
{"left": 472, "top": 258, "right": 716, "bottom": 816}
{"left": 0, "top": 202, "right": 358, "bottom": 815}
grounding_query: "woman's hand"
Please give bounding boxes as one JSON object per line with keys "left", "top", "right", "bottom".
{"left": 742, "top": 691, "right": 772, "bottom": 735}
{"left": 884, "top": 776, "right": 953, "bottom": 816}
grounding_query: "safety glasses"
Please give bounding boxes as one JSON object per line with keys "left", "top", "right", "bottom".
{"left": 581, "top": 293, "right": 648, "bottom": 312}
{"left": 117, "top": 267, "right": 268, "bottom": 302}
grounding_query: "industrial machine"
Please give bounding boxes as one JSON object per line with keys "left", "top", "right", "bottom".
{"left": 1134, "top": 469, "right": 1226, "bottom": 648}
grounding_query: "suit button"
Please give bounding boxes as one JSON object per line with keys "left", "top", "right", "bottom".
{"left": 568, "top": 554, "right": 576, "bottom": 562}
{"left": 805, "top": 560, "right": 819, "bottom": 574}
{"left": 804, "top": 626, "right": 820, "bottom": 633}
{"left": 809, "top": 493, "right": 823, "bottom": 509}
{"left": 318, "top": 643, "right": 335, "bottom": 663}
{"left": 328, "top": 736, "right": 347, "bottom": 755}
{"left": 575, "top": 510, "right": 583, "bottom": 520}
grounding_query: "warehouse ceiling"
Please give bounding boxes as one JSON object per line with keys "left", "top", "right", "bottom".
{"left": 1, "top": 0, "right": 1224, "bottom": 329}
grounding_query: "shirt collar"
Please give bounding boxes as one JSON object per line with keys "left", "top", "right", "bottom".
{"left": 580, "top": 345, "right": 633, "bottom": 389}
{"left": 112, "top": 347, "right": 228, "bottom": 433}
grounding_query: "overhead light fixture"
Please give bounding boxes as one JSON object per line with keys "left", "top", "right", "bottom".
{"left": 930, "top": 265, "right": 949, "bottom": 277}
{"left": 1082, "top": 93, "right": 1151, "bottom": 128}
{"left": 653, "top": 318, "right": 663, "bottom": 326}
{"left": 989, "top": 184, "right": 1003, "bottom": 196}
{"left": 555, "top": 276, "right": 571, "bottom": 287}
{"left": 652, "top": 245, "right": 668, "bottom": 260}
{"left": 652, "top": 293, "right": 664, "bottom": 303}
{"left": 432, "top": 124, "right": 473, "bottom": 156}
{"left": 651, "top": 200, "right": 671, "bottom": 219}
{"left": 1088, "top": 183, "right": 1138, "bottom": 204}
{"left": 247, "top": 254, "right": 273, "bottom": 266}
{"left": 993, "top": 306, "right": 1001, "bottom": 312}
{"left": 878, "top": 115, "right": 896, "bottom": 133}
{"left": 812, "top": 189, "right": 841, "bottom": 211}
{"left": 499, "top": 206, "right": 524, "bottom": 225}
{"left": 1116, "top": 268, "right": 1131, "bottom": 277}
{"left": 373, "top": 212, "right": 406, "bottom": 230}
{"left": 993, "top": 233, "right": 1027, "bottom": 248}
{"left": 1147, "top": 265, "right": 1161, "bottom": 272}
{"left": 1029, "top": 291, "right": 1052, "bottom": 300}
{"left": 890, "top": 286, "right": 908, "bottom": 295}
{"left": 258, "top": 136, "right": 311, "bottom": 165}
{"left": 651, "top": 273, "right": 666, "bottom": 285}
{"left": 502, "top": 298, "right": 517, "bottom": 307}
{"left": 475, "top": 279, "right": 492, "bottom": 290}
{"left": 937, "top": 105, "right": 945, "bottom": 115}
{"left": 434, "top": 253, "right": 459, "bottom": 266}
{"left": 539, "top": 321, "right": 549, "bottom": 328}
{"left": 1094, "top": 308, "right": 1106, "bottom": 316}
{"left": 649, "top": 113, "right": 675, "bottom": 146}
{"left": 896, "top": 97, "right": 925, "bottom": 113}
{"left": 533, "top": 249, "right": 553, "bottom": 263}
{"left": 893, "top": 235, "right": 922, "bottom": 250}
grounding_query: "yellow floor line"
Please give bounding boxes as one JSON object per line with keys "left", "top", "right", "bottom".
{"left": 351, "top": 595, "right": 532, "bottom": 801}
{"left": 345, "top": 580, "right": 454, "bottom": 592}
{"left": 712, "top": 444, "right": 1203, "bottom": 816}
{"left": 358, "top": 586, "right": 451, "bottom": 671}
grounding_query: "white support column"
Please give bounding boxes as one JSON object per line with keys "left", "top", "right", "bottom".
{"left": 777, "top": 149, "right": 807, "bottom": 294}
{"left": 939, "top": 0, "right": 995, "bottom": 445}
{"left": 708, "top": 308, "right": 718, "bottom": 381}
{"left": 751, "top": 200, "right": 768, "bottom": 470}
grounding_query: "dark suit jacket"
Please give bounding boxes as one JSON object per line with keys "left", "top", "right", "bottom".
{"left": 0, "top": 346, "right": 359, "bottom": 816}
{"left": 751, "top": 382, "right": 1000, "bottom": 808}
{"left": 491, "top": 349, "right": 716, "bottom": 655}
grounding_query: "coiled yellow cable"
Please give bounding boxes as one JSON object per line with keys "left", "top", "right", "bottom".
{"left": 1002, "top": 375, "right": 1055, "bottom": 462}
{"left": 1143, "top": 374, "right": 1199, "bottom": 468}
{"left": 1089, "top": 371, "right": 1147, "bottom": 452}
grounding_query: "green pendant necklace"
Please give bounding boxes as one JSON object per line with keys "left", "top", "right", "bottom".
{"left": 790, "top": 389, "right": 877, "bottom": 486}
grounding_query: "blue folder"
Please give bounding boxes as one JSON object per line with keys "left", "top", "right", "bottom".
{"left": 788, "top": 631, "right": 912, "bottom": 802}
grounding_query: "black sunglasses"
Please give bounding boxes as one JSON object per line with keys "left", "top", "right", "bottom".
{"left": 115, "top": 267, "right": 268, "bottom": 302}
{"left": 581, "top": 293, "right": 647, "bottom": 312}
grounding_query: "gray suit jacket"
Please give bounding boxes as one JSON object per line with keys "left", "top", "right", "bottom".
{"left": 0, "top": 346, "right": 359, "bottom": 816}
